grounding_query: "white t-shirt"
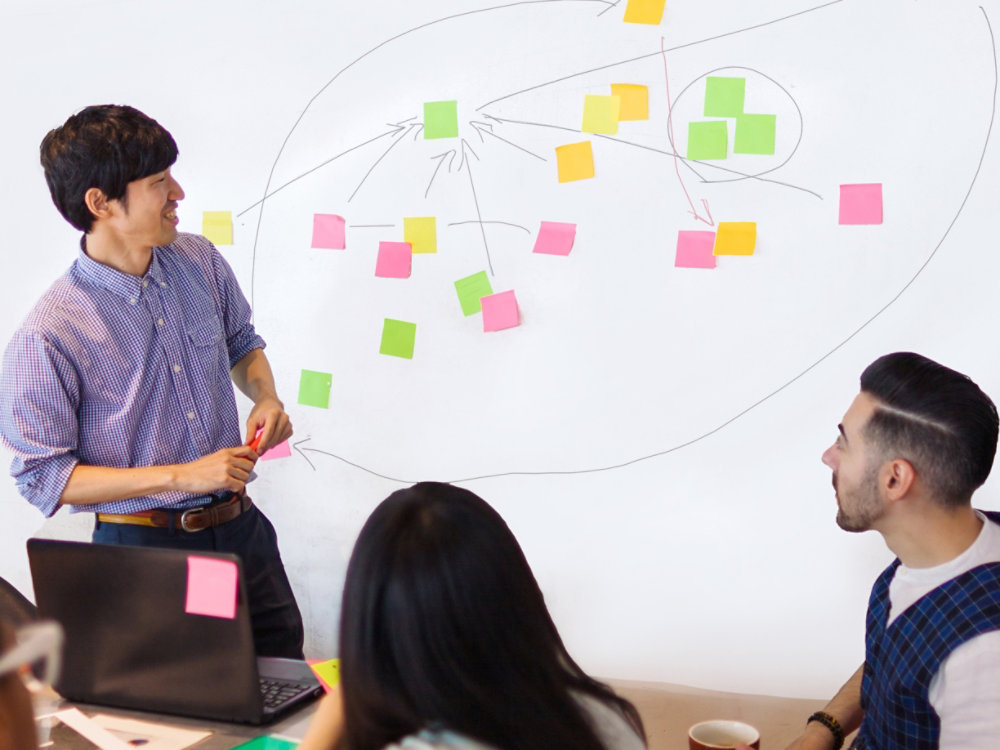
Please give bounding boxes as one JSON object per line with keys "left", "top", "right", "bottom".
{"left": 886, "top": 511, "right": 1000, "bottom": 750}
{"left": 381, "top": 693, "right": 645, "bottom": 750}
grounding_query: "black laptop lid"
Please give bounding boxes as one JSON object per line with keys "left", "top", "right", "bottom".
{"left": 27, "top": 538, "right": 265, "bottom": 723}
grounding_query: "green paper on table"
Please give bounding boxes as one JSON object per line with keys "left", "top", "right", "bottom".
{"left": 229, "top": 737, "right": 298, "bottom": 749}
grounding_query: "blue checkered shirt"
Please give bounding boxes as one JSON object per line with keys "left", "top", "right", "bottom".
{"left": 853, "top": 511, "right": 1000, "bottom": 749}
{"left": 0, "top": 233, "right": 265, "bottom": 517}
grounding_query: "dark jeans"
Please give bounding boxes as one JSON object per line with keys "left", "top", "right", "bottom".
{"left": 93, "top": 502, "right": 305, "bottom": 659}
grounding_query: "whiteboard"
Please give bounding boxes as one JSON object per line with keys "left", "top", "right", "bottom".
{"left": 2, "top": 0, "right": 1000, "bottom": 698}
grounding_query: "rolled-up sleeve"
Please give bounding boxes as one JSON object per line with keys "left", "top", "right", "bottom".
{"left": 209, "top": 245, "right": 265, "bottom": 367}
{"left": 0, "top": 330, "right": 81, "bottom": 517}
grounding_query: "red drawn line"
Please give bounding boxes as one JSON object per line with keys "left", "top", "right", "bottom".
{"left": 662, "top": 36, "right": 714, "bottom": 226}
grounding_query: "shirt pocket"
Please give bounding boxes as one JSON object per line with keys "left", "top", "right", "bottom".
{"left": 186, "top": 321, "right": 227, "bottom": 377}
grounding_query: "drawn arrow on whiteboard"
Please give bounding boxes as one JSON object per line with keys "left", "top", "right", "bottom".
{"left": 425, "top": 149, "right": 457, "bottom": 198}
{"left": 458, "top": 139, "right": 495, "bottom": 276}
{"left": 348, "top": 121, "right": 421, "bottom": 202}
{"left": 470, "top": 120, "right": 546, "bottom": 161}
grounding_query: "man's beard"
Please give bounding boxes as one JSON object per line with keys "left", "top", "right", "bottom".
{"left": 834, "top": 465, "right": 884, "bottom": 533}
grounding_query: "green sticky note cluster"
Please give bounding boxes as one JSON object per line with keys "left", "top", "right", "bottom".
{"left": 454, "top": 271, "right": 494, "bottom": 316}
{"left": 380, "top": 319, "right": 417, "bottom": 359}
{"left": 688, "top": 76, "right": 777, "bottom": 160}
{"left": 424, "top": 100, "right": 459, "bottom": 139}
{"left": 687, "top": 121, "right": 728, "bottom": 161}
{"left": 734, "top": 113, "right": 776, "bottom": 155}
{"left": 298, "top": 369, "right": 332, "bottom": 409}
{"left": 704, "top": 76, "right": 746, "bottom": 117}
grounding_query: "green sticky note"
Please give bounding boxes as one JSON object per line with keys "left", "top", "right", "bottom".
{"left": 733, "top": 113, "right": 776, "bottom": 155}
{"left": 687, "top": 121, "right": 728, "bottom": 161}
{"left": 379, "top": 319, "right": 416, "bottom": 359}
{"left": 229, "top": 737, "right": 298, "bottom": 750}
{"left": 298, "top": 369, "right": 332, "bottom": 409}
{"left": 704, "top": 76, "right": 745, "bottom": 118}
{"left": 424, "top": 100, "right": 459, "bottom": 139}
{"left": 454, "top": 271, "right": 494, "bottom": 316}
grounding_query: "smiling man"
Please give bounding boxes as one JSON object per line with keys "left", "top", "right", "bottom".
{"left": 773, "top": 353, "right": 1000, "bottom": 750}
{"left": 0, "top": 105, "right": 304, "bottom": 658}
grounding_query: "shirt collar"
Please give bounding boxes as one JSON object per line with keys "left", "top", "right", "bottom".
{"left": 74, "top": 236, "right": 168, "bottom": 300}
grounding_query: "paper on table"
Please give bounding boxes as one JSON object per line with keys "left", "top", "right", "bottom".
{"left": 533, "top": 221, "right": 576, "bottom": 256}
{"left": 185, "top": 556, "right": 238, "bottom": 620}
{"left": 92, "top": 714, "right": 211, "bottom": 750}
{"left": 202, "top": 211, "right": 233, "bottom": 246}
{"left": 50, "top": 709, "right": 136, "bottom": 750}
{"left": 311, "top": 214, "right": 346, "bottom": 249}
{"left": 229, "top": 737, "right": 299, "bottom": 750}
{"left": 308, "top": 657, "right": 341, "bottom": 693}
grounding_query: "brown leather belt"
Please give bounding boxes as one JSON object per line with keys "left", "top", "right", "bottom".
{"left": 96, "top": 493, "right": 252, "bottom": 532}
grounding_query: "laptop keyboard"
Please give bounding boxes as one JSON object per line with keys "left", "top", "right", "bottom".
{"left": 259, "top": 677, "right": 314, "bottom": 709}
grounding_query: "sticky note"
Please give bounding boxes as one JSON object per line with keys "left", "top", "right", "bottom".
{"left": 454, "top": 271, "right": 494, "bottom": 316}
{"left": 404, "top": 216, "right": 437, "bottom": 254}
{"left": 185, "top": 556, "right": 238, "bottom": 620}
{"left": 611, "top": 84, "right": 649, "bottom": 121}
{"left": 734, "top": 114, "right": 777, "bottom": 155}
{"left": 229, "top": 738, "right": 299, "bottom": 750}
{"left": 482, "top": 291, "right": 520, "bottom": 332}
{"left": 260, "top": 440, "right": 291, "bottom": 461}
{"left": 556, "top": 141, "right": 595, "bottom": 182}
{"left": 202, "top": 211, "right": 233, "bottom": 246}
{"left": 311, "top": 214, "right": 346, "bottom": 249}
{"left": 687, "top": 121, "right": 728, "bottom": 161}
{"left": 704, "top": 77, "right": 746, "bottom": 118}
{"left": 582, "top": 95, "right": 620, "bottom": 135}
{"left": 839, "top": 183, "right": 883, "bottom": 225}
{"left": 533, "top": 221, "right": 577, "bottom": 256}
{"left": 298, "top": 369, "right": 333, "bottom": 409}
{"left": 375, "top": 241, "right": 412, "bottom": 278}
{"left": 379, "top": 319, "right": 416, "bottom": 359}
{"left": 675, "top": 231, "right": 717, "bottom": 269}
{"left": 424, "top": 100, "right": 459, "bottom": 139}
{"left": 714, "top": 222, "right": 757, "bottom": 255}
{"left": 624, "top": 0, "right": 666, "bottom": 25}
{"left": 308, "top": 658, "right": 341, "bottom": 693}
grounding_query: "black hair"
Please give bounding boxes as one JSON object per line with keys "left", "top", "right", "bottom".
{"left": 39, "top": 104, "right": 178, "bottom": 232}
{"left": 860, "top": 352, "right": 999, "bottom": 507}
{"left": 337, "top": 482, "right": 646, "bottom": 750}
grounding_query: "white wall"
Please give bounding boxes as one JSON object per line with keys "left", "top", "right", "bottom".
{"left": 2, "top": 0, "right": 1000, "bottom": 699}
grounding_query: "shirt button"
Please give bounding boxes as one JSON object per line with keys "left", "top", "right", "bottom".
{"left": 130, "top": 298, "right": 137, "bottom": 305}
{"left": 187, "top": 412, "right": 196, "bottom": 420}
{"left": 142, "top": 279, "right": 149, "bottom": 288}
{"left": 173, "top": 364, "right": 181, "bottom": 373}
{"left": 160, "top": 282, "right": 167, "bottom": 287}
{"left": 157, "top": 318, "right": 164, "bottom": 326}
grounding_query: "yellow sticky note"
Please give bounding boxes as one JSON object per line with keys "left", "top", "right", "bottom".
{"left": 582, "top": 95, "right": 620, "bottom": 135}
{"left": 202, "top": 211, "right": 233, "bottom": 246}
{"left": 555, "top": 141, "right": 595, "bottom": 183}
{"left": 404, "top": 216, "right": 437, "bottom": 254}
{"left": 611, "top": 84, "right": 649, "bottom": 121}
{"left": 624, "top": 0, "right": 666, "bottom": 25}
{"left": 714, "top": 222, "right": 757, "bottom": 256}
{"left": 308, "top": 658, "right": 341, "bottom": 693}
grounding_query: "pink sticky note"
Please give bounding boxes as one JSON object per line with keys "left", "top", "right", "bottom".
{"left": 481, "top": 290, "right": 520, "bottom": 332}
{"left": 260, "top": 439, "right": 291, "bottom": 461}
{"left": 375, "top": 241, "right": 413, "bottom": 278}
{"left": 185, "top": 556, "right": 238, "bottom": 620}
{"left": 533, "top": 221, "right": 577, "bottom": 255}
{"left": 675, "top": 230, "right": 717, "bottom": 269}
{"left": 839, "top": 183, "right": 883, "bottom": 225}
{"left": 312, "top": 214, "right": 346, "bottom": 249}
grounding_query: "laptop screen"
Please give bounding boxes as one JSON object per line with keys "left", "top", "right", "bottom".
{"left": 28, "top": 538, "right": 270, "bottom": 723}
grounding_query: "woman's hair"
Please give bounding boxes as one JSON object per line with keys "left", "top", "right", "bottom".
{"left": 337, "top": 482, "right": 645, "bottom": 750}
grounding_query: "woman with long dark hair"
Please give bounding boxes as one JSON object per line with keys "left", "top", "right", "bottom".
{"left": 299, "top": 482, "right": 646, "bottom": 750}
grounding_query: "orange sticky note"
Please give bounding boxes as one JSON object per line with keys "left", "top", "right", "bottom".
{"left": 308, "top": 658, "right": 341, "bottom": 693}
{"left": 624, "top": 0, "right": 666, "bottom": 25}
{"left": 611, "top": 84, "right": 649, "bottom": 121}
{"left": 185, "top": 556, "right": 238, "bottom": 619}
{"left": 714, "top": 222, "right": 757, "bottom": 256}
{"left": 556, "top": 141, "right": 595, "bottom": 183}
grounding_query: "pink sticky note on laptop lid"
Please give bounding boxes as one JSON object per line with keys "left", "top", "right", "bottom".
{"left": 185, "top": 556, "right": 238, "bottom": 619}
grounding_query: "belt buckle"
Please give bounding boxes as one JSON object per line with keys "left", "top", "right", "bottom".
{"left": 179, "top": 507, "right": 205, "bottom": 532}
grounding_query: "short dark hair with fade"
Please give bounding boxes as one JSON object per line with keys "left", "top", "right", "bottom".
{"left": 860, "top": 352, "right": 999, "bottom": 507}
{"left": 39, "top": 104, "right": 178, "bottom": 233}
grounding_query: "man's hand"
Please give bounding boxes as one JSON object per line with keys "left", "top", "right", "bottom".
{"left": 175, "top": 446, "right": 258, "bottom": 494}
{"left": 244, "top": 396, "right": 293, "bottom": 455}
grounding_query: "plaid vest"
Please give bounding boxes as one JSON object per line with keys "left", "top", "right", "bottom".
{"left": 853, "top": 511, "right": 1000, "bottom": 750}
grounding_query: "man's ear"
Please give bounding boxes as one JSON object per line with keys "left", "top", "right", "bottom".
{"left": 883, "top": 457, "right": 916, "bottom": 502}
{"left": 83, "top": 187, "right": 113, "bottom": 221}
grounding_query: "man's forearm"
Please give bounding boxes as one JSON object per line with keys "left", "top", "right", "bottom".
{"left": 231, "top": 348, "right": 281, "bottom": 405}
{"left": 59, "top": 464, "right": 181, "bottom": 506}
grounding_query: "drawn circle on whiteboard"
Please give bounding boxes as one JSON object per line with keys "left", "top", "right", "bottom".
{"left": 666, "top": 66, "right": 804, "bottom": 186}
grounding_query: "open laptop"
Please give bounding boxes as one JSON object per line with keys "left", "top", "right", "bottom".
{"left": 27, "top": 538, "right": 323, "bottom": 724}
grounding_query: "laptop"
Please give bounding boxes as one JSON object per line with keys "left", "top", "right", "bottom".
{"left": 27, "top": 538, "right": 323, "bottom": 724}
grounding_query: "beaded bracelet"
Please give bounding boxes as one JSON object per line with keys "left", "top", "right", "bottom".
{"left": 807, "top": 710, "right": 845, "bottom": 750}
